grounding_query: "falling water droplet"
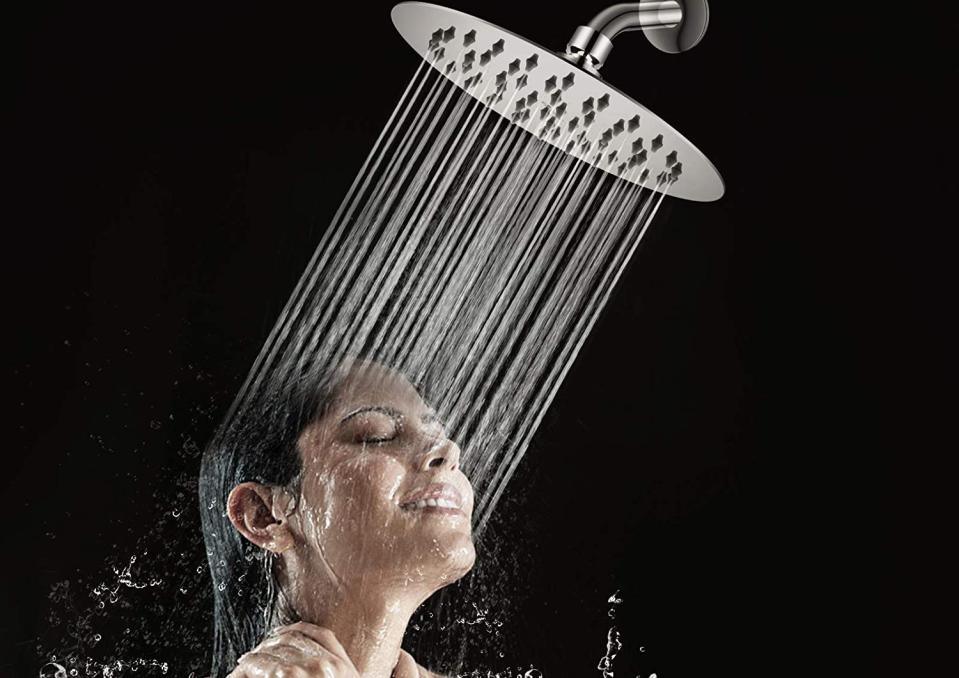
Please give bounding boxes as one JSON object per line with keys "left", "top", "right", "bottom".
{"left": 39, "top": 663, "right": 66, "bottom": 678}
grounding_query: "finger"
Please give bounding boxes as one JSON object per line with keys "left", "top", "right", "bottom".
{"left": 247, "top": 649, "right": 350, "bottom": 678}
{"left": 258, "top": 630, "right": 326, "bottom": 658}
{"left": 246, "top": 644, "right": 309, "bottom": 665}
{"left": 228, "top": 652, "right": 293, "bottom": 678}
{"left": 393, "top": 649, "right": 421, "bottom": 678}
{"left": 273, "top": 622, "right": 351, "bottom": 663}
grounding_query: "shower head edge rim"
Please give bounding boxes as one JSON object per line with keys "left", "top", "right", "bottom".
{"left": 391, "top": 1, "right": 724, "bottom": 202}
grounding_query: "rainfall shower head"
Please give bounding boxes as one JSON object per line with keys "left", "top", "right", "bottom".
{"left": 392, "top": 1, "right": 724, "bottom": 202}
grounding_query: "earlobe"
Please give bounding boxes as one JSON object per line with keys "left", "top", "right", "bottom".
{"left": 226, "top": 482, "right": 296, "bottom": 554}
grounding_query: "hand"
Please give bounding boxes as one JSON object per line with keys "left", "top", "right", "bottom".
{"left": 227, "top": 622, "right": 360, "bottom": 678}
{"left": 392, "top": 650, "right": 424, "bottom": 678}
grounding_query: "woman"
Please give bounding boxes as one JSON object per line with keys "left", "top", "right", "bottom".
{"left": 199, "top": 358, "right": 476, "bottom": 678}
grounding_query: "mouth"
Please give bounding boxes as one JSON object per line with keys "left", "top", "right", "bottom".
{"left": 398, "top": 483, "right": 466, "bottom": 516}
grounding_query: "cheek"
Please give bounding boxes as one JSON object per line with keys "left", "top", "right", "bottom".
{"left": 337, "top": 456, "right": 406, "bottom": 519}
{"left": 303, "top": 452, "right": 408, "bottom": 540}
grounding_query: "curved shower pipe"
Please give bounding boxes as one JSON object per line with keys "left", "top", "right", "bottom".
{"left": 562, "top": 0, "right": 710, "bottom": 75}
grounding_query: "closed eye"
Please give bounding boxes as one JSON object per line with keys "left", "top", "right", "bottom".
{"left": 358, "top": 433, "right": 397, "bottom": 445}
{"left": 341, "top": 405, "right": 403, "bottom": 445}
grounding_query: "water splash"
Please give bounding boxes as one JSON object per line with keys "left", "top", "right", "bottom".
{"left": 607, "top": 590, "right": 623, "bottom": 619}
{"left": 595, "top": 591, "right": 659, "bottom": 678}
{"left": 457, "top": 667, "right": 543, "bottom": 678}
{"left": 91, "top": 556, "right": 164, "bottom": 605}
{"left": 38, "top": 426, "right": 215, "bottom": 677}
{"left": 39, "top": 663, "right": 66, "bottom": 678}
{"left": 596, "top": 590, "right": 623, "bottom": 677}
{"left": 596, "top": 626, "right": 623, "bottom": 678}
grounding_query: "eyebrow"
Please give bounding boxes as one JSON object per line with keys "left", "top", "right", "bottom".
{"left": 339, "top": 405, "right": 441, "bottom": 426}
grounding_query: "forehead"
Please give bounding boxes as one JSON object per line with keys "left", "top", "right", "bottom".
{"left": 329, "top": 361, "right": 426, "bottom": 414}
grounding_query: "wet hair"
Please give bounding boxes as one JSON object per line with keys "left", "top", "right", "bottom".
{"left": 198, "top": 362, "right": 349, "bottom": 678}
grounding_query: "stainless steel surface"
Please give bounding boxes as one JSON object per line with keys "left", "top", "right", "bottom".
{"left": 637, "top": 0, "right": 709, "bottom": 54}
{"left": 566, "top": 2, "right": 707, "bottom": 74}
{"left": 563, "top": 26, "right": 614, "bottom": 76}
{"left": 391, "top": 2, "right": 723, "bottom": 202}
{"left": 587, "top": 2, "right": 685, "bottom": 38}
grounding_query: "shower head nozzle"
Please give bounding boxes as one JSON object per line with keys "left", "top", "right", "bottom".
{"left": 391, "top": 2, "right": 723, "bottom": 202}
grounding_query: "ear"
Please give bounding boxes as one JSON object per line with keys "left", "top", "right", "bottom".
{"left": 226, "top": 482, "right": 296, "bottom": 554}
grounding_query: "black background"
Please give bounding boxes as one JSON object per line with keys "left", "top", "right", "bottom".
{"left": 5, "top": 1, "right": 956, "bottom": 676}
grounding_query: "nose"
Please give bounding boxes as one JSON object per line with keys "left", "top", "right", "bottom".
{"left": 417, "top": 435, "right": 461, "bottom": 472}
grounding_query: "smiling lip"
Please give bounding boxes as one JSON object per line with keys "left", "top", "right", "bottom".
{"left": 398, "top": 483, "right": 465, "bottom": 514}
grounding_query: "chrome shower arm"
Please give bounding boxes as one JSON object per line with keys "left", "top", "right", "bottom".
{"left": 589, "top": 2, "right": 684, "bottom": 37}
{"left": 563, "top": 0, "right": 710, "bottom": 75}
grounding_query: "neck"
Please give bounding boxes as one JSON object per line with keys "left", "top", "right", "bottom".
{"left": 295, "top": 578, "right": 430, "bottom": 678}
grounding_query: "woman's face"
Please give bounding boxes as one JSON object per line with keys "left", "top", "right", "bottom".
{"left": 289, "top": 360, "right": 475, "bottom": 595}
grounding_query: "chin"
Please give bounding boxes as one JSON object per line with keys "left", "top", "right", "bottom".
{"left": 402, "top": 523, "right": 474, "bottom": 582}
{"left": 433, "top": 531, "right": 476, "bottom": 583}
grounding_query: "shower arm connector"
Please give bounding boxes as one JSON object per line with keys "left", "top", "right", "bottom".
{"left": 562, "top": 0, "right": 710, "bottom": 76}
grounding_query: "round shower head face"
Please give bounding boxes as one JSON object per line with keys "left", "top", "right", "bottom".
{"left": 391, "top": 2, "right": 724, "bottom": 202}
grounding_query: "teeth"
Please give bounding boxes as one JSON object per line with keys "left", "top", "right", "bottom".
{"left": 404, "top": 496, "right": 461, "bottom": 510}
